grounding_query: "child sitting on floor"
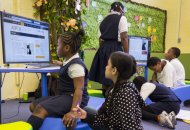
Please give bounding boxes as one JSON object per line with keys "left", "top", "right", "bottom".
{"left": 147, "top": 57, "right": 177, "bottom": 88}
{"left": 70, "top": 52, "right": 144, "bottom": 130}
{"left": 165, "top": 47, "right": 185, "bottom": 86}
{"left": 133, "top": 76, "right": 181, "bottom": 129}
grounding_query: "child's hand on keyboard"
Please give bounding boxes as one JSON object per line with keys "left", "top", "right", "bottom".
{"left": 52, "top": 60, "right": 63, "bottom": 66}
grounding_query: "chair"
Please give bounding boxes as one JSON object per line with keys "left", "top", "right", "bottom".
{"left": 87, "top": 89, "right": 103, "bottom": 98}
{"left": 40, "top": 96, "right": 105, "bottom": 130}
{"left": 172, "top": 85, "right": 190, "bottom": 102}
{"left": 40, "top": 117, "right": 92, "bottom": 130}
{"left": 0, "top": 121, "right": 32, "bottom": 130}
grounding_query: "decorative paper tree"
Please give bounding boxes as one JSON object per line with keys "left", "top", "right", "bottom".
{"left": 33, "top": 0, "right": 88, "bottom": 60}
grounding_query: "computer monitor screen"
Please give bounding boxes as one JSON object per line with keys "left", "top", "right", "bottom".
{"left": 128, "top": 36, "right": 151, "bottom": 65}
{"left": 0, "top": 12, "right": 50, "bottom": 64}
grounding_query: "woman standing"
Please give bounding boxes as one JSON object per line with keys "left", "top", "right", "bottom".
{"left": 89, "top": 2, "right": 129, "bottom": 96}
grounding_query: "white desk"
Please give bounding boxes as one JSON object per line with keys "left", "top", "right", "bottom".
{"left": 0, "top": 66, "right": 60, "bottom": 123}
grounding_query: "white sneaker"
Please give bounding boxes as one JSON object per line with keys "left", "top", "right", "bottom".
{"left": 168, "top": 111, "right": 177, "bottom": 126}
{"left": 159, "top": 111, "right": 174, "bottom": 129}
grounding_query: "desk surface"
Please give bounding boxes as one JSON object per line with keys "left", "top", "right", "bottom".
{"left": 0, "top": 66, "right": 60, "bottom": 73}
{"left": 137, "top": 63, "right": 147, "bottom": 66}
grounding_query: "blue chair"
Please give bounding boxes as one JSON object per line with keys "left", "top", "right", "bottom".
{"left": 40, "top": 118, "right": 90, "bottom": 130}
{"left": 40, "top": 96, "right": 105, "bottom": 130}
{"left": 144, "top": 85, "right": 190, "bottom": 105}
{"left": 172, "top": 85, "right": 190, "bottom": 102}
{"left": 145, "top": 97, "right": 152, "bottom": 104}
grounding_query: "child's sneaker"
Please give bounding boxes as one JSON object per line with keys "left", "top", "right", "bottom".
{"left": 158, "top": 111, "right": 174, "bottom": 129}
{"left": 168, "top": 111, "right": 177, "bottom": 126}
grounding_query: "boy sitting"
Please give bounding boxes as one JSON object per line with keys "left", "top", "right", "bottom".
{"left": 165, "top": 47, "right": 185, "bottom": 86}
{"left": 147, "top": 57, "right": 177, "bottom": 88}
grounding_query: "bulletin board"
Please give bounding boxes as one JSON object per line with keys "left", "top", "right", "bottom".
{"left": 81, "top": 0, "right": 167, "bottom": 52}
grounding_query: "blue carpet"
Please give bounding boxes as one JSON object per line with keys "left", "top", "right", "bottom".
{"left": 1, "top": 99, "right": 190, "bottom": 130}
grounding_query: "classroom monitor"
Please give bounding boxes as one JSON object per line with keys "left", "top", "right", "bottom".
{"left": 0, "top": 11, "right": 50, "bottom": 64}
{"left": 128, "top": 36, "right": 151, "bottom": 65}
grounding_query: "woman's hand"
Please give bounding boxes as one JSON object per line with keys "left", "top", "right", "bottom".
{"left": 63, "top": 106, "right": 87, "bottom": 127}
{"left": 63, "top": 111, "right": 76, "bottom": 127}
{"left": 72, "top": 106, "right": 87, "bottom": 119}
{"left": 52, "top": 60, "right": 63, "bottom": 66}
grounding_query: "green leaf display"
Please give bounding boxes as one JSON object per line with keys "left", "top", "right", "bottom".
{"left": 81, "top": 0, "right": 167, "bottom": 52}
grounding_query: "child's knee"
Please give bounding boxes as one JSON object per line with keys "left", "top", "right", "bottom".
{"left": 33, "top": 104, "right": 48, "bottom": 118}
{"left": 29, "top": 103, "right": 35, "bottom": 112}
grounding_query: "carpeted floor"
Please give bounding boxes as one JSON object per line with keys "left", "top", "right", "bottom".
{"left": 1, "top": 99, "right": 31, "bottom": 124}
{"left": 1, "top": 99, "right": 190, "bottom": 130}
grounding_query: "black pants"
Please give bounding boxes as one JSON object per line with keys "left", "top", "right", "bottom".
{"left": 142, "top": 101, "right": 181, "bottom": 121}
{"left": 82, "top": 107, "right": 109, "bottom": 130}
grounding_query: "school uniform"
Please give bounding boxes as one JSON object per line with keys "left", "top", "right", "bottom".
{"left": 170, "top": 58, "right": 185, "bottom": 86}
{"left": 156, "top": 59, "right": 177, "bottom": 87}
{"left": 141, "top": 82, "right": 181, "bottom": 120}
{"left": 89, "top": 11, "right": 128, "bottom": 86}
{"left": 32, "top": 53, "right": 89, "bottom": 117}
{"left": 82, "top": 81, "right": 144, "bottom": 130}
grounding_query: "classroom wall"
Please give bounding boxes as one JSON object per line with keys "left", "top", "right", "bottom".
{"left": 0, "top": 0, "right": 189, "bottom": 97}
{"left": 86, "top": 0, "right": 190, "bottom": 89}
{"left": 132, "top": 0, "right": 190, "bottom": 53}
{"left": 177, "top": 0, "right": 190, "bottom": 53}
{"left": 0, "top": 0, "right": 40, "bottom": 100}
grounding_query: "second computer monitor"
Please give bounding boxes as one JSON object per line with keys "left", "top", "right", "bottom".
{"left": 128, "top": 36, "right": 151, "bottom": 65}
